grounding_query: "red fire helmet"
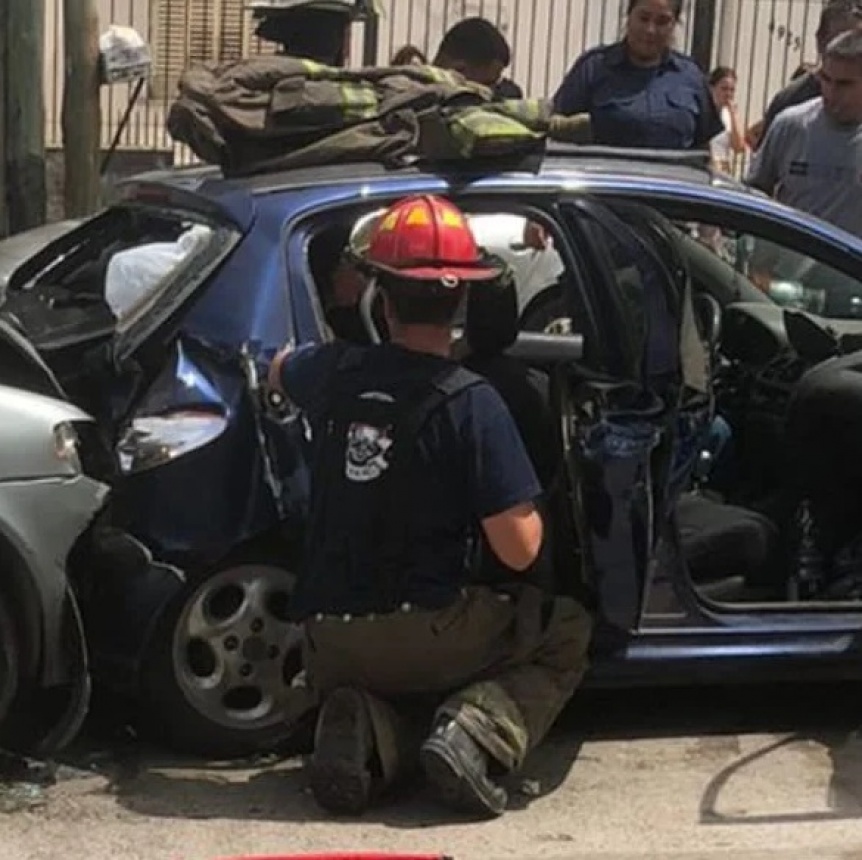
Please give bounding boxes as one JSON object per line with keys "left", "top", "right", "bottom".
{"left": 364, "top": 195, "right": 502, "bottom": 286}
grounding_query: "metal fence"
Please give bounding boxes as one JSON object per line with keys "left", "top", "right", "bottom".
{"left": 374, "top": 0, "right": 829, "bottom": 137}
{"left": 42, "top": 0, "right": 829, "bottom": 166}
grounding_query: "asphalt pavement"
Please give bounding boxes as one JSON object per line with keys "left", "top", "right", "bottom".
{"left": 3, "top": 684, "right": 862, "bottom": 860}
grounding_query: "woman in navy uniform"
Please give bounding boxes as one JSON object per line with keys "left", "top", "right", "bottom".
{"left": 552, "top": 0, "right": 722, "bottom": 150}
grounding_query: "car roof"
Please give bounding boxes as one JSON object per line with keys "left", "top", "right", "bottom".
{"left": 128, "top": 144, "right": 750, "bottom": 200}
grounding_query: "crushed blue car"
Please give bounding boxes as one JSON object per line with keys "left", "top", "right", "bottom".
{"left": 3, "top": 144, "right": 862, "bottom": 757}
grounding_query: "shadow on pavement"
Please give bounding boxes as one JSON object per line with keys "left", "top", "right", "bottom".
{"left": 29, "top": 682, "right": 862, "bottom": 825}
{"left": 69, "top": 718, "right": 586, "bottom": 825}
{"left": 697, "top": 729, "right": 862, "bottom": 826}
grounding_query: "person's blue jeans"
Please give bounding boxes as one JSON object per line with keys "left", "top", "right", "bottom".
{"left": 705, "top": 414, "right": 734, "bottom": 491}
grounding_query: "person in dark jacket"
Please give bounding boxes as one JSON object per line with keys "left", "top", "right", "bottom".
{"left": 249, "top": 0, "right": 368, "bottom": 65}
{"left": 552, "top": 0, "right": 722, "bottom": 150}
{"left": 433, "top": 17, "right": 524, "bottom": 100}
{"left": 754, "top": 0, "right": 862, "bottom": 149}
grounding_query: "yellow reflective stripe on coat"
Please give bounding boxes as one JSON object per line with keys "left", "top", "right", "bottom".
{"left": 300, "top": 58, "right": 326, "bottom": 78}
{"left": 493, "top": 98, "right": 550, "bottom": 128}
{"left": 422, "top": 66, "right": 463, "bottom": 87}
{"left": 448, "top": 107, "right": 543, "bottom": 156}
{"left": 340, "top": 83, "right": 378, "bottom": 121}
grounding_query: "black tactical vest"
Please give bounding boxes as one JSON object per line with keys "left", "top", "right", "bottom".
{"left": 295, "top": 345, "right": 482, "bottom": 617}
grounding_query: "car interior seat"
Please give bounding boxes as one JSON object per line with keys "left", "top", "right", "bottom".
{"left": 308, "top": 223, "right": 373, "bottom": 344}
{"left": 462, "top": 262, "right": 559, "bottom": 486}
{"left": 459, "top": 267, "right": 582, "bottom": 596}
{"left": 676, "top": 492, "right": 783, "bottom": 601}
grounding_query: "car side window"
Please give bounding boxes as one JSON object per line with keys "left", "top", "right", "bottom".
{"left": 684, "top": 220, "right": 862, "bottom": 319}
{"left": 566, "top": 199, "right": 695, "bottom": 383}
{"left": 303, "top": 204, "right": 584, "bottom": 344}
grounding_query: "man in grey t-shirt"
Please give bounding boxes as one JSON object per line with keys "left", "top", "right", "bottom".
{"left": 747, "top": 30, "right": 862, "bottom": 238}
{"left": 754, "top": 0, "right": 862, "bottom": 149}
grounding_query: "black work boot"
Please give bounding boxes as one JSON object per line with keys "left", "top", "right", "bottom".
{"left": 420, "top": 719, "right": 508, "bottom": 818}
{"left": 308, "top": 687, "right": 376, "bottom": 815}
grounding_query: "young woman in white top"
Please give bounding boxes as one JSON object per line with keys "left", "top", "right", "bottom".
{"left": 708, "top": 66, "right": 747, "bottom": 173}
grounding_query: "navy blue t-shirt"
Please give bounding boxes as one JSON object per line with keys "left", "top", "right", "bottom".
{"left": 280, "top": 342, "right": 542, "bottom": 614}
{"left": 552, "top": 42, "right": 723, "bottom": 150}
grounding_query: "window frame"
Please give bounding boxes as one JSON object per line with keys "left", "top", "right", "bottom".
{"left": 4, "top": 203, "right": 239, "bottom": 355}
{"left": 616, "top": 193, "right": 862, "bottom": 321}
{"left": 287, "top": 189, "right": 601, "bottom": 355}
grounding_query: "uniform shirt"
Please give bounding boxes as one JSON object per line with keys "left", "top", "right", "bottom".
{"left": 759, "top": 71, "right": 821, "bottom": 145}
{"left": 552, "top": 42, "right": 723, "bottom": 149}
{"left": 280, "top": 341, "right": 542, "bottom": 614}
{"left": 746, "top": 97, "right": 862, "bottom": 238}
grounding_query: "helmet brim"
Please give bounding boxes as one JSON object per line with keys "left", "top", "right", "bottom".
{"left": 372, "top": 262, "right": 502, "bottom": 284}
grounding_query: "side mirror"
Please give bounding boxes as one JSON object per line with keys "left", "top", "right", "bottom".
{"left": 506, "top": 330, "right": 584, "bottom": 365}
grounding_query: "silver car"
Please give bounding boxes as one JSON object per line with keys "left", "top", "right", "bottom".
{"left": 0, "top": 318, "right": 109, "bottom": 756}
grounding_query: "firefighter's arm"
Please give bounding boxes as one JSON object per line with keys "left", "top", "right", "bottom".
{"left": 481, "top": 502, "right": 544, "bottom": 573}
{"left": 469, "top": 384, "right": 544, "bottom": 572}
{"left": 266, "top": 341, "right": 344, "bottom": 413}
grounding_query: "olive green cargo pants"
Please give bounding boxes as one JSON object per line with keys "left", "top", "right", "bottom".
{"left": 303, "top": 585, "right": 593, "bottom": 779}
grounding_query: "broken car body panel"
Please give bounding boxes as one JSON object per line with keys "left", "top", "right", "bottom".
{"left": 0, "top": 381, "right": 109, "bottom": 752}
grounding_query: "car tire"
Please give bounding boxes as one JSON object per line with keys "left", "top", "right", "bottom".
{"left": 0, "top": 589, "right": 20, "bottom": 735}
{"left": 140, "top": 558, "right": 316, "bottom": 759}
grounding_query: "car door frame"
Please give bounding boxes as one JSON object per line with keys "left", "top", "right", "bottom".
{"left": 594, "top": 182, "right": 862, "bottom": 621}
{"left": 552, "top": 192, "right": 708, "bottom": 636}
{"left": 603, "top": 185, "right": 862, "bottom": 310}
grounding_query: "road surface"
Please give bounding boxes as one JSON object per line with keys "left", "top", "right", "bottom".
{"left": 3, "top": 685, "right": 862, "bottom": 860}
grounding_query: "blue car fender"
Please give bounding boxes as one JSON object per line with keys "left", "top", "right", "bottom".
{"left": 81, "top": 530, "right": 186, "bottom": 692}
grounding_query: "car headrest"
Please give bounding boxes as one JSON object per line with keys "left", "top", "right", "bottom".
{"left": 465, "top": 261, "right": 519, "bottom": 356}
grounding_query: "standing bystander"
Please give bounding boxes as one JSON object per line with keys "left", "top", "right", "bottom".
{"left": 433, "top": 17, "right": 524, "bottom": 100}
{"left": 753, "top": 0, "right": 862, "bottom": 149}
{"left": 391, "top": 44, "right": 427, "bottom": 66}
{"left": 708, "top": 67, "right": 746, "bottom": 172}
{"left": 551, "top": 0, "right": 722, "bottom": 150}
{"left": 746, "top": 30, "right": 862, "bottom": 238}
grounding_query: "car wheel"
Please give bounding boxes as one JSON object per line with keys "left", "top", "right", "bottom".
{"left": 142, "top": 561, "right": 315, "bottom": 758}
{"left": 0, "top": 590, "right": 20, "bottom": 733}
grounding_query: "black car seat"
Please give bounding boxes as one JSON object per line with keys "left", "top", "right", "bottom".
{"left": 676, "top": 493, "right": 782, "bottom": 600}
{"left": 461, "top": 270, "right": 559, "bottom": 489}
{"left": 785, "top": 351, "right": 862, "bottom": 557}
{"left": 308, "top": 224, "right": 373, "bottom": 344}
{"left": 459, "top": 271, "right": 579, "bottom": 596}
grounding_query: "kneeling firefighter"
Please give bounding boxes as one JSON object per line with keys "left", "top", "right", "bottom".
{"left": 268, "top": 194, "right": 593, "bottom": 818}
